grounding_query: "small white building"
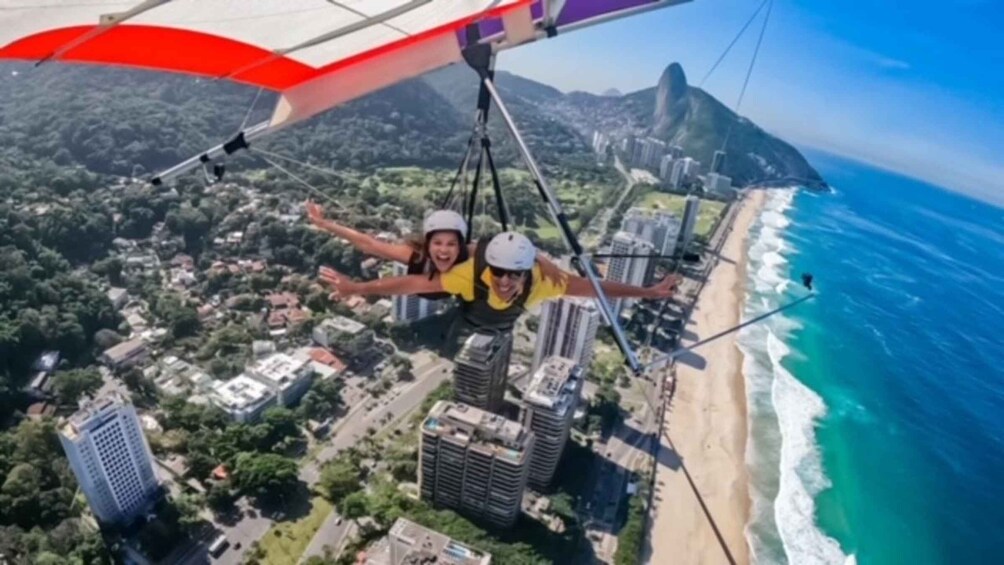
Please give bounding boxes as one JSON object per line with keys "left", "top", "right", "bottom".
{"left": 312, "top": 316, "right": 373, "bottom": 354}
{"left": 208, "top": 375, "right": 276, "bottom": 423}
{"left": 247, "top": 353, "right": 313, "bottom": 406}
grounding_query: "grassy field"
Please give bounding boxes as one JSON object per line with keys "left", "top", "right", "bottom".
{"left": 259, "top": 496, "right": 333, "bottom": 565}
{"left": 637, "top": 192, "right": 726, "bottom": 239}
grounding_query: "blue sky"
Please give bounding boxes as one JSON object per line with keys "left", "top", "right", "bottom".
{"left": 499, "top": 0, "right": 1004, "bottom": 206}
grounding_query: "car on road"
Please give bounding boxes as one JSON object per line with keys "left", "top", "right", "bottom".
{"left": 208, "top": 535, "right": 229, "bottom": 557}
{"left": 336, "top": 517, "right": 344, "bottom": 526}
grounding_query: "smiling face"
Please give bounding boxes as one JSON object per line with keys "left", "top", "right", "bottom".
{"left": 426, "top": 231, "right": 462, "bottom": 273}
{"left": 489, "top": 269, "right": 528, "bottom": 302}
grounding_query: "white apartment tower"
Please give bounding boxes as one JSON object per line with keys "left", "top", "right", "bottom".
{"left": 532, "top": 297, "right": 599, "bottom": 372}
{"left": 622, "top": 207, "right": 681, "bottom": 256}
{"left": 419, "top": 401, "right": 535, "bottom": 528}
{"left": 520, "top": 357, "right": 584, "bottom": 489}
{"left": 59, "top": 394, "right": 160, "bottom": 526}
{"left": 606, "top": 231, "right": 654, "bottom": 315}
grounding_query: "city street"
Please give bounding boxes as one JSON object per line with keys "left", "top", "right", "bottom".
{"left": 189, "top": 354, "right": 453, "bottom": 565}
{"left": 579, "top": 155, "right": 637, "bottom": 250}
{"left": 298, "top": 355, "right": 453, "bottom": 562}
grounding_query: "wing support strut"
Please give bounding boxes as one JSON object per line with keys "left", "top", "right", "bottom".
{"left": 463, "top": 41, "right": 642, "bottom": 373}
{"left": 150, "top": 120, "right": 274, "bottom": 186}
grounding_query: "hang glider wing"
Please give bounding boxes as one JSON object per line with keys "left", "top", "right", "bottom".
{"left": 0, "top": 0, "right": 690, "bottom": 129}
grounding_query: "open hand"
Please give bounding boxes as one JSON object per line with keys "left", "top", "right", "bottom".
{"left": 318, "top": 266, "right": 358, "bottom": 300}
{"left": 647, "top": 275, "right": 680, "bottom": 299}
{"left": 536, "top": 254, "right": 570, "bottom": 288}
{"left": 306, "top": 200, "right": 327, "bottom": 228}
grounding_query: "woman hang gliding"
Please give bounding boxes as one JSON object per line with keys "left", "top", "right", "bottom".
{"left": 317, "top": 230, "right": 678, "bottom": 353}
{"left": 306, "top": 201, "right": 566, "bottom": 301}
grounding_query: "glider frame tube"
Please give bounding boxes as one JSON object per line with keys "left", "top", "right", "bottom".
{"left": 643, "top": 292, "right": 816, "bottom": 372}
{"left": 480, "top": 76, "right": 641, "bottom": 373}
{"left": 150, "top": 120, "right": 273, "bottom": 186}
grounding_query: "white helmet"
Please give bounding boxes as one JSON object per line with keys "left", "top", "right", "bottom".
{"left": 486, "top": 231, "right": 536, "bottom": 271}
{"left": 423, "top": 210, "right": 467, "bottom": 239}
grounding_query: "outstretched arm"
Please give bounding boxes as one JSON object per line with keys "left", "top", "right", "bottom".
{"left": 307, "top": 201, "right": 414, "bottom": 264}
{"left": 319, "top": 266, "right": 443, "bottom": 299}
{"left": 564, "top": 274, "right": 678, "bottom": 300}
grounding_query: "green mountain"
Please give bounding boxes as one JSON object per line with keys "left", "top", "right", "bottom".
{"left": 648, "top": 62, "right": 823, "bottom": 186}
{"left": 0, "top": 60, "right": 817, "bottom": 187}
{"left": 563, "top": 63, "right": 822, "bottom": 186}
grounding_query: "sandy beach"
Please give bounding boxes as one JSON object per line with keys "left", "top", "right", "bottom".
{"left": 645, "top": 190, "right": 765, "bottom": 565}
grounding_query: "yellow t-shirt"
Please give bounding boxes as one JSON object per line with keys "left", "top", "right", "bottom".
{"left": 440, "top": 258, "right": 567, "bottom": 310}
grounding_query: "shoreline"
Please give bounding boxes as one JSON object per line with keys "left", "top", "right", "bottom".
{"left": 645, "top": 190, "right": 766, "bottom": 565}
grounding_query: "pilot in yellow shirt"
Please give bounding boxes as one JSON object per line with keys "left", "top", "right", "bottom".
{"left": 439, "top": 258, "right": 568, "bottom": 310}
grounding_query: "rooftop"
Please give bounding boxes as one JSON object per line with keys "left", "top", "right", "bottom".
{"left": 249, "top": 353, "right": 309, "bottom": 387}
{"left": 102, "top": 338, "right": 147, "bottom": 363}
{"left": 423, "top": 401, "right": 530, "bottom": 459}
{"left": 318, "top": 315, "right": 367, "bottom": 335}
{"left": 210, "top": 375, "right": 274, "bottom": 411}
{"left": 524, "top": 357, "right": 582, "bottom": 412}
{"left": 365, "top": 518, "right": 491, "bottom": 565}
{"left": 308, "top": 348, "right": 347, "bottom": 372}
{"left": 63, "top": 392, "right": 129, "bottom": 440}
{"left": 266, "top": 291, "right": 299, "bottom": 309}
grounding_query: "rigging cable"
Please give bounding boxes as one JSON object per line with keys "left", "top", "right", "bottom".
{"left": 735, "top": 0, "right": 773, "bottom": 113}
{"left": 722, "top": 0, "right": 773, "bottom": 151}
{"left": 698, "top": 0, "right": 770, "bottom": 88}
{"left": 238, "top": 87, "right": 265, "bottom": 132}
{"left": 251, "top": 147, "right": 350, "bottom": 180}
{"left": 249, "top": 148, "right": 348, "bottom": 211}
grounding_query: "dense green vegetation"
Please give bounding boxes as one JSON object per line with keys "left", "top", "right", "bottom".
{"left": 0, "top": 420, "right": 114, "bottom": 564}
{"left": 155, "top": 399, "right": 303, "bottom": 495}
{"left": 0, "top": 57, "right": 630, "bottom": 563}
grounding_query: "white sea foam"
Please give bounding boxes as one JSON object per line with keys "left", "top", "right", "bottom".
{"left": 769, "top": 330, "right": 847, "bottom": 564}
{"left": 741, "top": 188, "right": 852, "bottom": 564}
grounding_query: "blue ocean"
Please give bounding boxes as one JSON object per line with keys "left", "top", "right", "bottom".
{"left": 738, "top": 151, "right": 1004, "bottom": 564}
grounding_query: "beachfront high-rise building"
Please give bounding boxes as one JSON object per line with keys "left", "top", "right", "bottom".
{"left": 638, "top": 137, "right": 667, "bottom": 170}
{"left": 58, "top": 394, "right": 160, "bottom": 526}
{"left": 453, "top": 332, "right": 513, "bottom": 414}
{"left": 419, "top": 401, "right": 535, "bottom": 528}
{"left": 705, "top": 172, "right": 734, "bottom": 199}
{"left": 622, "top": 207, "right": 681, "bottom": 256}
{"left": 711, "top": 150, "right": 727, "bottom": 174}
{"left": 365, "top": 518, "right": 492, "bottom": 565}
{"left": 669, "top": 157, "right": 701, "bottom": 189}
{"left": 391, "top": 263, "right": 437, "bottom": 323}
{"left": 668, "top": 159, "right": 687, "bottom": 189}
{"left": 532, "top": 297, "right": 599, "bottom": 372}
{"left": 606, "top": 231, "right": 654, "bottom": 315}
{"left": 659, "top": 154, "right": 675, "bottom": 180}
{"left": 679, "top": 195, "right": 701, "bottom": 252}
{"left": 620, "top": 135, "right": 636, "bottom": 157}
{"left": 520, "top": 357, "right": 584, "bottom": 489}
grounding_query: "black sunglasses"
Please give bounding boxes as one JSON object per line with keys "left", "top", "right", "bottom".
{"left": 488, "top": 265, "right": 528, "bottom": 280}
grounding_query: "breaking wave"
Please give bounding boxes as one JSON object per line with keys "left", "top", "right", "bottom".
{"left": 739, "top": 188, "right": 853, "bottom": 564}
